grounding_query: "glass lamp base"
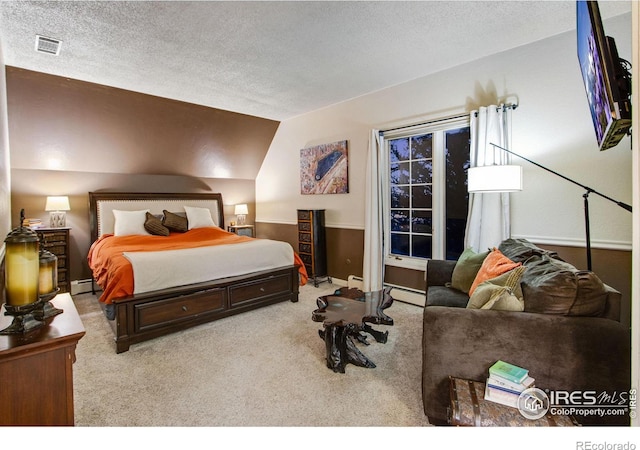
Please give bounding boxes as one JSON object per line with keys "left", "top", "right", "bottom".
{"left": 49, "top": 211, "right": 66, "bottom": 228}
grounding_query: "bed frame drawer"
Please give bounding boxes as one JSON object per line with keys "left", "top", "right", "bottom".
{"left": 229, "top": 274, "right": 291, "bottom": 307}
{"left": 135, "top": 288, "right": 226, "bottom": 330}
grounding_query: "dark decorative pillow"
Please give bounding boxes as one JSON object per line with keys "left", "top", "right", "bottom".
{"left": 144, "top": 212, "right": 169, "bottom": 236}
{"left": 162, "top": 210, "right": 188, "bottom": 232}
{"left": 520, "top": 254, "right": 608, "bottom": 316}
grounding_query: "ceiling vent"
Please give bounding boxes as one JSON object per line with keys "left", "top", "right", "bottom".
{"left": 35, "top": 35, "right": 62, "bottom": 56}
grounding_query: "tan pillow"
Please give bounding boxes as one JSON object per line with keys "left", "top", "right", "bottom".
{"left": 451, "top": 247, "right": 489, "bottom": 293}
{"left": 467, "top": 266, "right": 526, "bottom": 311}
{"left": 144, "top": 212, "right": 170, "bottom": 236}
{"left": 162, "top": 210, "right": 188, "bottom": 232}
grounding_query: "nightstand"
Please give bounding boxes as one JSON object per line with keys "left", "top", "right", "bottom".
{"left": 0, "top": 293, "right": 85, "bottom": 425}
{"left": 228, "top": 225, "right": 255, "bottom": 237}
{"left": 36, "top": 227, "right": 71, "bottom": 293}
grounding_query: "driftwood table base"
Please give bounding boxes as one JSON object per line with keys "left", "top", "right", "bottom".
{"left": 312, "top": 287, "right": 393, "bottom": 373}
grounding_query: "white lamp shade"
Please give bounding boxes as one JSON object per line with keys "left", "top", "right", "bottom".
{"left": 234, "top": 204, "right": 248, "bottom": 215}
{"left": 45, "top": 196, "right": 70, "bottom": 211}
{"left": 468, "top": 165, "right": 523, "bottom": 193}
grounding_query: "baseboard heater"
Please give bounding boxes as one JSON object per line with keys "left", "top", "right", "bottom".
{"left": 71, "top": 279, "right": 94, "bottom": 296}
{"left": 347, "top": 275, "right": 425, "bottom": 307}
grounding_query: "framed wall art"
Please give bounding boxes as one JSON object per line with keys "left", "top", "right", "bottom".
{"left": 300, "top": 140, "right": 348, "bottom": 195}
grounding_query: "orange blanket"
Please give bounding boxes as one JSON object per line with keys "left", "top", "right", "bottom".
{"left": 88, "top": 227, "right": 308, "bottom": 304}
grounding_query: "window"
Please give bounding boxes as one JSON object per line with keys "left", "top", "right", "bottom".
{"left": 383, "top": 118, "right": 470, "bottom": 269}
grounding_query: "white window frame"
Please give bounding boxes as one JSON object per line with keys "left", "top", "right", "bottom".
{"left": 381, "top": 115, "right": 470, "bottom": 271}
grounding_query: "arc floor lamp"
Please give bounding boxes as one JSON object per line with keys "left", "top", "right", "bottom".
{"left": 467, "top": 143, "right": 632, "bottom": 271}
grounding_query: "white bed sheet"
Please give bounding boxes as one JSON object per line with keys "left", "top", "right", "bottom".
{"left": 123, "top": 238, "right": 294, "bottom": 294}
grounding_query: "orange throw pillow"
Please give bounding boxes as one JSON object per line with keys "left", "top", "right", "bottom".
{"left": 468, "top": 248, "right": 522, "bottom": 296}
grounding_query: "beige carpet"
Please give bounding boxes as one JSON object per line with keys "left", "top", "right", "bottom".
{"left": 72, "top": 282, "right": 432, "bottom": 427}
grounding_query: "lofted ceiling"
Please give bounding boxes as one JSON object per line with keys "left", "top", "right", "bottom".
{"left": 0, "top": 1, "right": 632, "bottom": 121}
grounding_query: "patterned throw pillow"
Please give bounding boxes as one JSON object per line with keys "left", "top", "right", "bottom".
{"left": 467, "top": 266, "right": 526, "bottom": 311}
{"left": 162, "top": 210, "right": 188, "bottom": 232}
{"left": 144, "top": 212, "right": 170, "bottom": 236}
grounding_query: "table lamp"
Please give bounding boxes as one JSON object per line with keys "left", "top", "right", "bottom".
{"left": 45, "top": 196, "right": 70, "bottom": 228}
{"left": 235, "top": 204, "right": 248, "bottom": 225}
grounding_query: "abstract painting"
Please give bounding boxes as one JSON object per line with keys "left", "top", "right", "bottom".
{"left": 300, "top": 140, "right": 349, "bottom": 195}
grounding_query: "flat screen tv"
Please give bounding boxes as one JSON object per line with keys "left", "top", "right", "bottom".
{"left": 577, "top": 0, "right": 631, "bottom": 151}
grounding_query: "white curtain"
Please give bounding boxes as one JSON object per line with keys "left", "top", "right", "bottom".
{"left": 464, "top": 105, "right": 513, "bottom": 252}
{"left": 363, "top": 129, "right": 384, "bottom": 291}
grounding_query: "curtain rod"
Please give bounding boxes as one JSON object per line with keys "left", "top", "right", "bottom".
{"left": 380, "top": 103, "right": 518, "bottom": 135}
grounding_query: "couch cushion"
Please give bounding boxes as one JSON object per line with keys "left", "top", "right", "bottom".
{"left": 451, "top": 247, "right": 489, "bottom": 294}
{"left": 467, "top": 266, "right": 525, "bottom": 311}
{"left": 521, "top": 254, "right": 608, "bottom": 316}
{"left": 427, "top": 286, "right": 470, "bottom": 308}
{"left": 469, "top": 248, "right": 521, "bottom": 296}
{"left": 498, "top": 238, "right": 560, "bottom": 263}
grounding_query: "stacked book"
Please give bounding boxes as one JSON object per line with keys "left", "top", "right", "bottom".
{"left": 484, "top": 360, "right": 535, "bottom": 408}
{"left": 23, "top": 218, "right": 43, "bottom": 229}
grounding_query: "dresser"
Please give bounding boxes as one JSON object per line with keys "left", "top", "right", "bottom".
{"left": 36, "top": 227, "right": 71, "bottom": 293}
{"left": 297, "top": 209, "right": 330, "bottom": 287}
{"left": 0, "top": 294, "right": 85, "bottom": 426}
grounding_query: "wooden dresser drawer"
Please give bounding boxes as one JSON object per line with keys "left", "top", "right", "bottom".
{"left": 298, "top": 232, "right": 311, "bottom": 242}
{"left": 297, "top": 210, "right": 311, "bottom": 221}
{"left": 135, "top": 288, "right": 225, "bottom": 331}
{"left": 298, "top": 221, "right": 311, "bottom": 231}
{"left": 229, "top": 274, "right": 291, "bottom": 307}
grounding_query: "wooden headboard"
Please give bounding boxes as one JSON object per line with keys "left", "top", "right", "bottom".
{"left": 88, "top": 192, "right": 225, "bottom": 242}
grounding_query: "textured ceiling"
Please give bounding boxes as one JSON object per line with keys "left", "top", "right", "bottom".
{"left": 0, "top": 1, "right": 632, "bottom": 121}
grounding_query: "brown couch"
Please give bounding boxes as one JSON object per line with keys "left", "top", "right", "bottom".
{"left": 422, "top": 239, "right": 631, "bottom": 426}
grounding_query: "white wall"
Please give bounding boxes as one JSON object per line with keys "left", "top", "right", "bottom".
{"left": 257, "top": 13, "right": 633, "bottom": 250}
{"left": 0, "top": 35, "right": 11, "bottom": 253}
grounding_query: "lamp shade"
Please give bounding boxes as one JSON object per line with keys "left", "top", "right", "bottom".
{"left": 468, "top": 165, "right": 523, "bottom": 193}
{"left": 45, "top": 196, "right": 70, "bottom": 211}
{"left": 234, "top": 204, "right": 248, "bottom": 215}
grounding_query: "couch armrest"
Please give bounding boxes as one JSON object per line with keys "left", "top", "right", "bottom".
{"left": 422, "top": 306, "right": 631, "bottom": 425}
{"left": 426, "top": 259, "right": 456, "bottom": 288}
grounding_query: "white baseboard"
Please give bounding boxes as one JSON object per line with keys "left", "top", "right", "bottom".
{"left": 71, "top": 279, "right": 93, "bottom": 295}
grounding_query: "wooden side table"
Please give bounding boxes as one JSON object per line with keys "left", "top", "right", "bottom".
{"left": 448, "top": 377, "right": 578, "bottom": 426}
{"left": 0, "top": 294, "right": 85, "bottom": 426}
{"left": 227, "top": 224, "right": 254, "bottom": 237}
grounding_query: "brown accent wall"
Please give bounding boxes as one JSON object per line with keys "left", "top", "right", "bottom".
{"left": 256, "top": 222, "right": 364, "bottom": 282}
{"left": 6, "top": 67, "right": 279, "bottom": 178}
{"left": 6, "top": 67, "right": 278, "bottom": 282}
{"left": 256, "top": 222, "right": 632, "bottom": 328}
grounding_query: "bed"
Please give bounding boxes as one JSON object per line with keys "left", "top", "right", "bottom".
{"left": 88, "top": 192, "right": 306, "bottom": 353}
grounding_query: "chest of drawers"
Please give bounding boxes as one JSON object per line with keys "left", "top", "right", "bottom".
{"left": 297, "top": 209, "right": 330, "bottom": 287}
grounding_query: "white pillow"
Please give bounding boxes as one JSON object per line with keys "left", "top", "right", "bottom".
{"left": 184, "top": 206, "right": 217, "bottom": 229}
{"left": 113, "top": 209, "right": 151, "bottom": 236}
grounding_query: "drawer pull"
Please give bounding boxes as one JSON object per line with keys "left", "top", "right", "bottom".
{"left": 182, "top": 306, "right": 188, "bottom": 312}
{"left": 260, "top": 287, "right": 265, "bottom": 292}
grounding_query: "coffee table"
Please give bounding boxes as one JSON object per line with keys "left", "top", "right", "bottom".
{"left": 312, "top": 287, "right": 393, "bottom": 373}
